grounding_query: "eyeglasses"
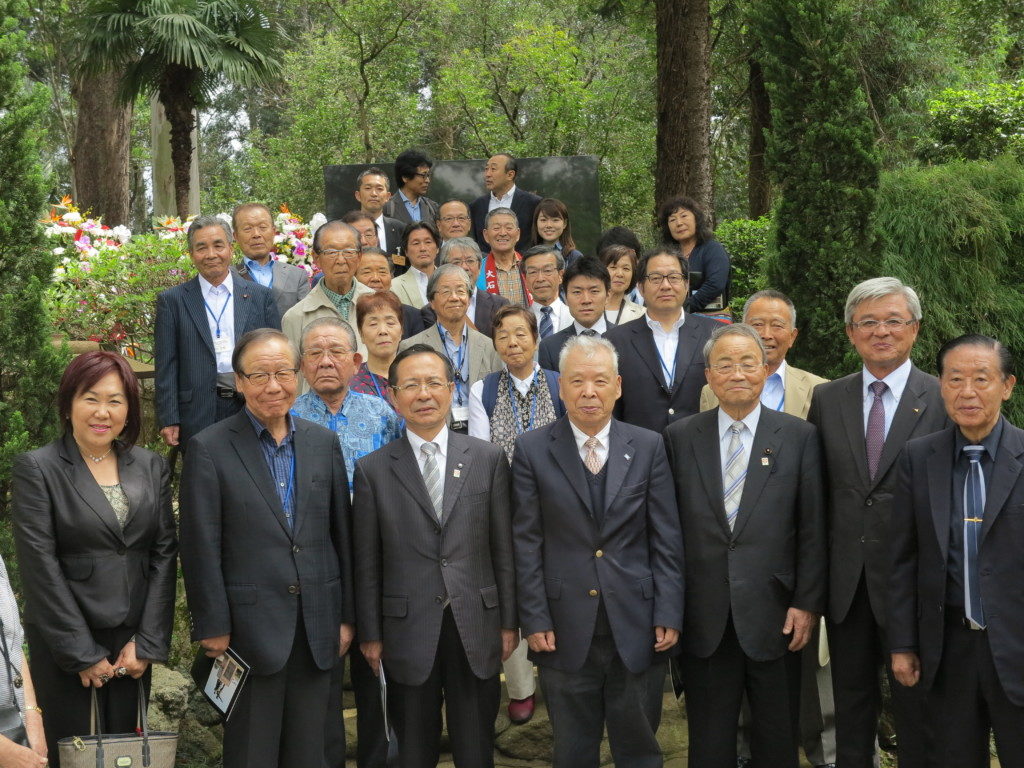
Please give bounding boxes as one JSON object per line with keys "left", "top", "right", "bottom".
{"left": 709, "top": 362, "right": 763, "bottom": 375}
{"left": 439, "top": 215, "right": 471, "bottom": 224}
{"left": 238, "top": 368, "right": 299, "bottom": 386}
{"left": 302, "top": 347, "right": 351, "bottom": 361}
{"left": 645, "top": 272, "right": 686, "bottom": 286}
{"left": 523, "top": 266, "right": 559, "bottom": 277}
{"left": 435, "top": 287, "right": 470, "bottom": 298}
{"left": 318, "top": 248, "right": 359, "bottom": 260}
{"left": 391, "top": 379, "right": 451, "bottom": 394}
{"left": 446, "top": 257, "right": 480, "bottom": 267}
{"left": 413, "top": 172, "right": 432, "bottom": 180}
{"left": 848, "top": 318, "right": 917, "bottom": 332}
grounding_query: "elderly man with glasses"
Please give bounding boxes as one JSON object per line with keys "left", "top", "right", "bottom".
{"left": 421, "top": 238, "right": 510, "bottom": 338}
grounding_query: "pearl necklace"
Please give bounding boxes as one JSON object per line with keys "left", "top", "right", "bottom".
{"left": 77, "top": 442, "right": 113, "bottom": 463}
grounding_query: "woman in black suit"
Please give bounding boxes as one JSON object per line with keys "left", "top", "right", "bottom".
{"left": 12, "top": 351, "right": 177, "bottom": 765}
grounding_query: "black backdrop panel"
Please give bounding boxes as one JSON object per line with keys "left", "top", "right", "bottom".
{"left": 323, "top": 155, "right": 602, "bottom": 256}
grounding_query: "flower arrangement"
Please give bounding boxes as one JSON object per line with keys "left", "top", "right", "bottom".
{"left": 273, "top": 205, "right": 326, "bottom": 277}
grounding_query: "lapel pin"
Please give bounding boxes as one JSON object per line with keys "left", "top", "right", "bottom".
{"left": 624, "top": 453, "right": 631, "bottom": 461}
{"left": 913, "top": 408, "right": 920, "bottom": 413}
{"left": 761, "top": 457, "right": 770, "bottom": 466}
{"left": 453, "top": 469, "right": 461, "bottom": 478}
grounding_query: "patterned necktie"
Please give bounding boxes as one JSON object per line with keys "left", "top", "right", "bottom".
{"left": 723, "top": 422, "right": 747, "bottom": 530}
{"left": 584, "top": 437, "right": 603, "bottom": 474}
{"left": 420, "top": 442, "right": 443, "bottom": 520}
{"left": 963, "top": 445, "right": 986, "bottom": 628}
{"left": 866, "top": 380, "right": 888, "bottom": 480}
{"left": 580, "top": 329, "right": 598, "bottom": 337}
{"left": 539, "top": 306, "right": 554, "bottom": 339}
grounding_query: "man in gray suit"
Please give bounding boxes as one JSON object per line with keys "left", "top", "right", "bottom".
{"left": 513, "top": 334, "right": 683, "bottom": 767}
{"left": 664, "top": 323, "right": 826, "bottom": 768}
{"left": 420, "top": 239, "right": 510, "bottom": 338}
{"left": 808, "top": 277, "right": 946, "bottom": 768}
{"left": 231, "top": 203, "right": 310, "bottom": 315}
{"left": 400, "top": 264, "right": 502, "bottom": 432}
{"left": 179, "top": 328, "right": 354, "bottom": 768}
{"left": 353, "top": 344, "right": 517, "bottom": 768}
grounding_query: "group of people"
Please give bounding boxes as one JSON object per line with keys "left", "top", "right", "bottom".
{"left": 2, "top": 149, "right": 1020, "bottom": 768}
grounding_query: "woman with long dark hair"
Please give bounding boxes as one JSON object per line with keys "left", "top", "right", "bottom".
{"left": 658, "top": 196, "right": 731, "bottom": 319}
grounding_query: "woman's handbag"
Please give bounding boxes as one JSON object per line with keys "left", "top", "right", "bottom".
{"left": 57, "top": 679, "right": 177, "bottom": 768}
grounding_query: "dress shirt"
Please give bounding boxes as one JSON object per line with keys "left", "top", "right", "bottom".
{"left": 468, "top": 363, "right": 541, "bottom": 441}
{"left": 373, "top": 214, "right": 388, "bottom": 252}
{"left": 409, "top": 267, "right": 430, "bottom": 306}
{"left": 0, "top": 557, "right": 24, "bottom": 715}
{"left": 861, "top": 358, "right": 912, "bottom": 438}
{"left": 718, "top": 403, "right": 761, "bottom": 476}
{"left": 946, "top": 418, "right": 1003, "bottom": 607}
{"left": 438, "top": 323, "right": 470, "bottom": 407}
{"left": 531, "top": 297, "right": 572, "bottom": 333}
{"left": 466, "top": 289, "right": 478, "bottom": 324}
{"left": 245, "top": 408, "right": 297, "bottom": 529}
{"left": 569, "top": 419, "right": 612, "bottom": 471}
{"left": 761, "top": 359, "right": 788, "bottom": 411}
{"left": 408, "top": 425, "right": 450, "bottom": 500}
{"left": 645, "top": 309, "right": 686, "bottom": 386}
{"left": 198, "top": 272, "right": 235, "bottom": 374}
{"left": 320, "top": 280, "right": 359, "bottom": 322}
{"left": 398, "top": 190, "right": 422, "bottom": 223}
{"left": 243, "top": 257, "right": 275, "bottom": 288}
{"left": 573, "top": 317, "right": 608, "bottom": 336}
{"left": 290, "top": 389, "right": 402, "bottom": 492}
{"left": 488, "top": 184, "right": 517, "bottom": 212}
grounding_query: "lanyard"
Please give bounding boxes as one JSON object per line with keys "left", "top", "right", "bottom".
{"left": 508, "top": 371, "right": 539, "bottom": 434}
{"left": 204, "top": 288, "right": 231, "bottom": 338}
{"left": 282, "top": 451, "right": 296, "bottom": 527}
{"left": 370, "top": 372, "right": 387, "bottom": 401}
{"left": 655, "top": 339, "right": 677, "bottom": 388}
{"left": 438, "top": 325, "right": 467, "bottom": 405}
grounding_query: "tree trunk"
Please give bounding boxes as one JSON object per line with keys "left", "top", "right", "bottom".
{"left": 70, "top": 71, "right": 132, "bottom": 226}
{"left": 160, "top": 67, "right": 199, "bottom": 220}
{"left": 655, "top": 0, "right": 713, "bottom": 216}
{"left": 747, "top": 58, "right": 771, "bottom": 218}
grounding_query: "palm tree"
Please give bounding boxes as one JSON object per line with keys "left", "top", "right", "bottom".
{"left": 78, "top": 0, "right": 286, "bottom": 218}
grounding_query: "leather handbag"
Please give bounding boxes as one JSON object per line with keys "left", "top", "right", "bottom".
{"left": 58, "top": 680, "right": 177, "bottom": 768}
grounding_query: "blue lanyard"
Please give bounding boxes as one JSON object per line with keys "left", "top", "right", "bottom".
{"left": 370, "top": 372, "right": 387, "bottom": 401}
{"left": 438, "top": 325, "right": 467, "bottom": 405}
{"left": 283, "top": 451, "right": 296, "bottom": 528}
{"left": 204, "top": 288, "right": 231, "bottom": 339}
{"left": 508, "top": 371, "right": 539, "bottom": 434}
{"left": 774, "top": 391, "right": 785, "bottom": 412}
{"left": 656, "top": 344, "right": 676, "bottom": 387}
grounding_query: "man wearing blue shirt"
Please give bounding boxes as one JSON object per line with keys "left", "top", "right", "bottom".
{"left": 383, "top": 149, "right": 440, "bottom": 228}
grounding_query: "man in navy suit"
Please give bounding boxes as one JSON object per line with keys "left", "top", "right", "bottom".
{"left": 512, "top": 334, "right": 684, "bottom": 768}
{"left": 890, "top": 334, "right": 1024, "bottom": 767}
{"left": 155, "top": 215, "right": 281, "bottom": 449}
{"left": 469, "top": 154, "right": 541, "bottom": 254}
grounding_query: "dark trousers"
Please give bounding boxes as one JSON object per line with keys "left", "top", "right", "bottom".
{"left": 829, "top": 577, "right": 931, "bottom": 768}
{"left": 387, "top": 609, "right": 499, "bottom": 768}
{"left": 325, "top": 649, "right": 389, "bottom": 768}
{"left": 324, "top": 661, "right": 347, "bottom": 768}
{"left": 539, "top": 634, "right": 666, "bottom": 768}
{"left": 26, "top": 623, "right": 150, "bottom": 768}
{"left": 223, "top": 616, "right": 332, "bottom": 768}
{"left": 681, "top": 618, "right": 801, "bottom": 768}
{"left": 927, "top": 609, "right": 1024, "bottom": 768}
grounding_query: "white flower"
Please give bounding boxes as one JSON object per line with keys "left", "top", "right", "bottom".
{"left": 111, "top": 225, "right": 132, "bottom": 243}
{"left": 62, "top": 211, "right": 82, "bottom": 224}
{"left": 52, "top": 247, "right": 65, "bottom": 255}
{"left": 61, "top": 256, "right": 71, "bottom": 264}
{"left": 308, "top": 213, "right": 327, "bottom": 232}
{"left": 274, "top": 234, "right": 287, "bottom": 245}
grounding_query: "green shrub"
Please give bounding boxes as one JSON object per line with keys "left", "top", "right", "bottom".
{"left": 921, "top": 80, "right": 1024, "bottom": 163}
{"left": 716, "top": 215, "right": 773, "bottom": 316}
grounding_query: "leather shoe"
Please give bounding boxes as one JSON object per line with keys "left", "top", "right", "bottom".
{"left": 507, "top": 695, "right": 535, "bottom": 724}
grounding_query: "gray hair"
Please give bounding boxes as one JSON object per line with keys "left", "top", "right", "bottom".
{"left": 559, "top": 334, "right": 619, "bottom": 375}
{"left": 439, "top": 237, "right": 482, "bottom": 264}
{"left": 187, "top": 215, "right": 233, "bottom": 251}
{"left": 313, "top": 220, "right": 362, "bottom": 255}
{"left": 232, "top": 328, "right": 299, "bottom": 371}
{"left": 299, "top": 316, "right": 358, "bottom": 354}
{"left": 742, "top": 289, "right": 797, "bottom": 327}
{"left": 484, "top": 206, "right": 518, "bottom": 229}
{"left": 702, "top": 323, "right": 768, "bottom": 367}
{"left": 521, "top": 244, "right": 565, "bottom": 272}
{"left": 426, "top": 263, "right": 473, "bottom": 301}
{"left": 844, "top": 277, "right": 922, "bottom": 324}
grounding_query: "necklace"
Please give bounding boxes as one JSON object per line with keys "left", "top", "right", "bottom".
{"left": 77, "top": 442, "right": 113, "bottom": 463}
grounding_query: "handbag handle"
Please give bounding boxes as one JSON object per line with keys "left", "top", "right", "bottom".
{"left": 137, "top": 678, "right": 152, "bottom": 767}
{"left": 88, "top": 680, "right": 153, "bottom": 768}
{"left": 89, "top": 688, "right": 104, "bottom": 768}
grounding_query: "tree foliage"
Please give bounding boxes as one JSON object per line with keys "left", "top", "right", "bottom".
{"left": 922, "top": 80, "right": 1024, "bottom": 162}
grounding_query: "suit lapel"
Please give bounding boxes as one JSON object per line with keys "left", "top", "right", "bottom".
{"left": 234, "top": 281, "right": 256, "bottom": 335}
{"left": 927, "top": 431, "right": 954, "bottom": 561}
{"left": 872, "top": 366, "right": 931, "bottom": 491}
{"left": 183, "top": 278, "right": 216, "bottom": 357}
{"left": 783, "top": 369, "right": 812, "bottom": 418}
{"left": 389, "top": 436, "right": 440, "bottom": 526}
{"left": 60, "top": 436, "right": 124, "bottom": 541}
{"left": 290, "top": 421, "right": 312, "bottom": 538}
{"left": 442, "top": 435, "right": 472, "bottom": 524}
{"left": 630, "top": 322, "right": 668, "bottom": 391}
{"left": 981, "top": 422, "right": 1024, "bottom": 544}
{"left": 692, "top": 411, "right": 732, "bottom": 539}
{"left": 603, "top": 420, "right": 633, "bottom": 518}
{"left": 228, "top": 414, "right": 293, "bottom": 537}
{"left": 732, "top": 412, "right": 783, "bottom": 540}
{"left": 467, "top": 332, "right": 487, "bottom": 388}
{"left": 839, "top": 373, "right": 872, "bottom": 489}
{"left": 117, "top": 448, "right": 145, "bottom": 531}
{"left": 549, "top": 419, "right": 593, "bottom": 516}
{"left": 671, "top": 320, "right": 704, "bottom": 392}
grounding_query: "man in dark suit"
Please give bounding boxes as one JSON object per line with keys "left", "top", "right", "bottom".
{"left": 420, "top": 238, "right": 509, "bottom": 338}
{"left": 179, "top": 328, "right": 354, "bottom": 768}
{"left": 513, "top": 334, "right": 683, "bottom": 767}
{"left": 383, "top": 149, "right": 440, "bottom": 228}
{"left": 470, "top": 153, "right": 541, "bottom": 253}
{"left": 231, "top": 203, "right": 310, "bottom": 316}
{"left": 354, "top": 345, "right": 517, "bottom": 767}
{"left": 889, "top": 333, "right": 1024, "bottom": 767}
{"left": 355, "top": 167, "right": 406, "bottom": 267}
{"left": 605, "top": 247, "right": 719, "bottom": 433}
{"left": 807, "top": 277, "right": 946, "bottom": 768}
{"left": 155, "top": 215, "right": 281, "bottom": 450}
{"left": 537, "top": 256, "right": 611, "bottom": 371}
{"left": 664, "top": 323, "right": 826, "bottom": 768}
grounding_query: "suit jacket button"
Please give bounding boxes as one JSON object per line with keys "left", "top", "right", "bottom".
{"left": 728, "top": 543, "right": 736, "bottom": 551}
{"left": 288, "top": 585, "right": 300, "bottom": 594}
{"left": 589, "top": 589, "right": 599, "bottom": 597}
{"left": 292, "top": 545, "right": 301, "bottom": 553}
{"left": 441, "top": 558, "right": 448, "bottom": 566}
{"left": 860, "top": 536, "right": 866, "bottom": 543}
{"left": 117, "top": 546, "right": 126, "bottom": 555}
{"left": 435, "top": 596, "right": 443, "bottom": 603}
{"left": 668, "top": 408, "right": 675, "bottom": 415}
{"left": 595, "top": 550, "right": 603, "bottom": 558}
{"left": 937, "top": 603, "right": 943, "bottom": 612}
{"left": 865, "top": 498, "right": 874, "bottom": 506}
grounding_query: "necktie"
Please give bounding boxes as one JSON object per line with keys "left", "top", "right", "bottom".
{"left": 866, "top": 380, "right": 888, "bottom": 480}
{"left": 584, "top": 437, "right": 603, "bottom": 474}
{"left": 580, "top": 329, "right": 598, "bottom": 337}
{"left": 723, "top": 422, "right": 747, "bottom": 530}
{"left": 963, "top": 445, "right": 986, "bottom": 628}
{"left": 420, "top": 442, "right": 443, "bottom": 520}
{"left": 539, "top": 306, "right": 554, "bottom": 339}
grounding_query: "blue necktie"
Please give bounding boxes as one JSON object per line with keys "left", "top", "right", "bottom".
{"left": 539, "top": 306, "right": 554, "bottom": 339}
{"left": 963, "top": 445, "right": 986, "bottom": 629}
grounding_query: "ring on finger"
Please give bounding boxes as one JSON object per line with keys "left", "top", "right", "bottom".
{"left": 99, "top": 674, "right": 110, "bottom": 683}
{"left": 115, "top": 667, "right": 128, "bottom": 678}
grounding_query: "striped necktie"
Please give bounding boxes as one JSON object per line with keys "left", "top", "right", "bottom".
{"left": 420, "top": 442, "right": 443, "bottom": 521}
{"left": 723, "top": 422, "right": 747, "bottom": 530}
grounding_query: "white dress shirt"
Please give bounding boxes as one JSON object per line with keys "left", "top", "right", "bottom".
{"left": 409, "top": 266, "right": 430, "bottom": 306}
{"left": 569, "top": 419, "right": 612, "bottom": 471}
{"left": 407, "top": 425, "right": 450, "bottom": 500}
{"left": 373, "top": 214, "right": 388, "bottom": 253}
{"left": 645, "top": 309, "right": 686, "bottom": 386}
{"left": 531, "top": 297, "right": 573, "bottom": 333}
{"left": 468, "top": 363, "right": 541, "bottom": 441}
{"left": 861, "top": 357, "right": 912, "bottom": 438}
{"left": 761, "top": 359, "right": 788, "bottom": 411}
{"left": 197, "top": 272, "right": 235, "bottom": 373}
{"left": 718, "top": 403, "right": 761, "bottom": 475}
{"left": 488, "top": 184, "right": 517, "bottom": 212}
{"left": 573, "top": 317, "right": 608, "bottom": 336}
